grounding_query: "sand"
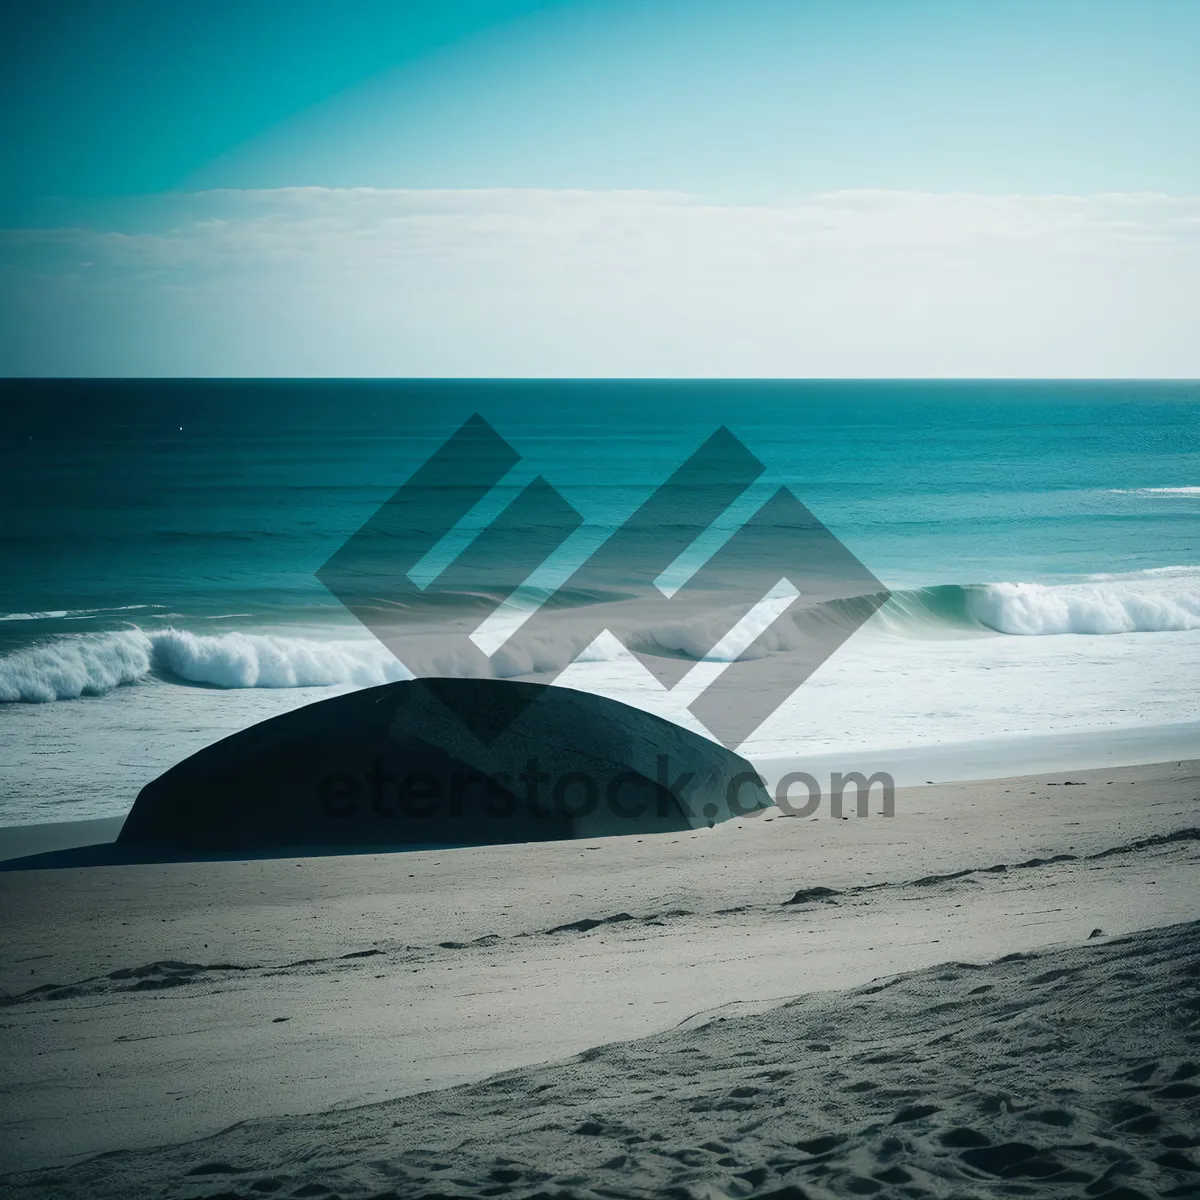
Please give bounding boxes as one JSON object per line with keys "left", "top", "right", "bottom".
{"left": 1, "top": 759, "right": 1197, "bottom": 1197}
{"left": 6, "top": 918, "right": 1198, "bottom": 1199}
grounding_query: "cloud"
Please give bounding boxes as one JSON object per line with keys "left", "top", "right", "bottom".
{"left": 2, "top": 188, "right": 1198, "bottom": 376}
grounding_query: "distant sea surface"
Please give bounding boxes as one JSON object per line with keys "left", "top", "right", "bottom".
{"left": 1, "top": 380, "right": 1197, "bottom": 825}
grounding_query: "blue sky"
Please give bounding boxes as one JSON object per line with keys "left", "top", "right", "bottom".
{"left": 2, "top": 0, "right": 1198, "bottom": 375}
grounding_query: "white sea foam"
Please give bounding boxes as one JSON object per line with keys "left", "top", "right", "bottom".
{"left": 0, "top": 634, "right": 154, "bottom": 703}
{"left": 149, "top": 629, "right": 412, "bottom": 690}
{"left": 2, "top": 569, "right": 1198, "bottom": 702}
{"left": 1085, "top": 565, "right": 1200, "bottom": 581}
{"left": 967, "top": 580, "right": 1200, "bottom": 636}
{"left": 0, "top": 625, "right": 648, "bottom": 703}
{"left": 0, "top": 630, "right": 411, "bottom": 703}
{"left": 0, "top": 604, "right": 163, "bottom": 623}
{"left": 1109, "top": 487, "right": 1200, "bottom": 496}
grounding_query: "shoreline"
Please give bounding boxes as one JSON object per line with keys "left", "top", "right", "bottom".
{"left": 3, "top": 718, "right": 1197, "bottom": 864}
{"left": 1, "top": 757, "right": 1197, "bottom": 1178}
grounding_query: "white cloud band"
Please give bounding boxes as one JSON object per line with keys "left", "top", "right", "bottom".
{"left": 3, "top": 188, "right": 1198, "bottom": 375}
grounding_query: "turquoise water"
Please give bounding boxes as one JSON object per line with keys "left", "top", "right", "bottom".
{"left": 2, "top": 380, "right": 1197, "bottom": 622}
{"left": 1, "top": 380, "right": 1197, "bottom": 822}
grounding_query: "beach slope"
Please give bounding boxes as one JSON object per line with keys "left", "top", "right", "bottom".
{"left": 4, "top": 916, "right": 1199, "bottom": 1198}
{"left": 0, "top": 759, "right": 1196, "bottom": 1196}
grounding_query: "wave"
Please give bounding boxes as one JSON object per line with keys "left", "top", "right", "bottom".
{"left": 964, "top": 581, "right": 1200, "bottom": 635}
{"left": 1085, "top": 565, "right": 1200, "bottom": 581}
{"left": 885, "top": 577, "right": 1200, "bottom": 637}
{"left": 0, "top": 630, "right": 411, "bottom": 703}
{"left": 1109, "top": 487, "right": 1200, "bottom": 496}
{"left": 0, "top": 604, "right": 165, "bottom": 623}
{"left": 2, "top": 570, "right": 1197, "bottom": 702}
{"left": 629, "top": 577, "right": 1198, "bottom": 647}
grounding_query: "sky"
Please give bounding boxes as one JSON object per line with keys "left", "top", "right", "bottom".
{"left": 2, "top": 0, "right": 1198, "bottom": 377}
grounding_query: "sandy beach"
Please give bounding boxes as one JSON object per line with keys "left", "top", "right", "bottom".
{"left": 2, "top": 758, "right": 1197, "bottom": 1197}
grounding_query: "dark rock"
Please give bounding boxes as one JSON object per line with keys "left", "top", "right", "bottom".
{"left": 959, "top": 1142, "right": 1041, "bottom": 1175}
{"left": 891, "top": 1103, "right": 941, "bottom": 1123}
{"left": 783, "top": 886, "right": 840, "bottom": 906}
{"left": 546, "top": 913, "right": 635, "bottom": 934}
{"left": 116, "top": 679, "right": 769, "bottom": 857}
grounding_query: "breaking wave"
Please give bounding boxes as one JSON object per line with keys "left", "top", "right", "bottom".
{"left": 875, "top": 574, "right": 1200, "bottom": 637}
{"left": 0, "top": 629, "right": 411, "bottom": 703}
{"left": 1, "top": 569, "right": 1196, "bottom": 702}
{"left": 960, "top": 579, "right": 1200, "bottom": 636}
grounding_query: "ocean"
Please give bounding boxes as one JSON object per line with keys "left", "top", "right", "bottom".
{"left": 1, "top": 379, "right": 1197, "bottom": 826}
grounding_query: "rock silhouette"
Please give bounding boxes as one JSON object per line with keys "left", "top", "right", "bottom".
{"left": 116, "top": 679, "right": 770, "bottom": 855}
